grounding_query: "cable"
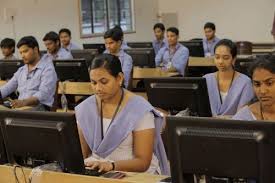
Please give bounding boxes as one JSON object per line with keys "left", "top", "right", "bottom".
{"left": 13, "top": 165, "right": 28, "bottom": 183}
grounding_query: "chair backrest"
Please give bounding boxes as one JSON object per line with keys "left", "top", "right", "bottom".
{"left": 236, "top": 41, "right": 253, "bottom": 55}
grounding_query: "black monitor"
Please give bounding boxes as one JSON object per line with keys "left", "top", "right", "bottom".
{"left": 235, "top": 56, "right": 255, "bottom": 76}
{"left": 71, "top": 49, "right": 98, "bottom": 68}
{"left": 83, "top": 43, "right": 106, "bottom": 54}
{"left": 166, "top": 116, "right": 275, "bottom": 183}
{"left": 180, "top": 41, "right": 205, "bottom": 57}
{"left": 0, "top": 60, "right": 24, "bottom": 80}
{"left": 53, "top": 59, "right": 90, "bottom": 82}
{"left": 0, "top": 110, "right": 85, "bottom": 174}
{"left": 144, "top": 77, "right": 211, "bottom": 117}
{"left": 125, "top": 48, "right": 155, "bottom": 68}
{"left": 127, "top": 42, "right": 153, "bottom": 48}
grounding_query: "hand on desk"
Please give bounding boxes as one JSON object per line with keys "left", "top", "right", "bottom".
{"left": 10, "top": 99, "right": 26, "bottom": 108}
{"left": 85, "top": 160, "right": 113, "bottom": 173}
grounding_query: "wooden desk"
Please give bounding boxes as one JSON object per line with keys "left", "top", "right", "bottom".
{"left": 0, "top": 165, "right": 167, "bottom": 183}
{"left": 133, "top": 67, "right": 179, "bottom": 79}
{"left": 58, "top": 82, "right": 93, "bottom": 95}
{"left": 188, "top": 57, "right": 215, "bottom": 67}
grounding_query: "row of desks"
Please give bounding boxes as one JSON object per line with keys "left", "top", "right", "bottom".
{"left": 0, "top": 165, "right": 167, "bottom": 183}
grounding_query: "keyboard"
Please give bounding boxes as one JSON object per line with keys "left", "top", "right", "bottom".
{"left": 83, "top": 168, "right": 106, "bottom": 177}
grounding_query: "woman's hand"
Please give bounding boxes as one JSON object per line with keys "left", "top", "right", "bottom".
{"left": 85, "top": 160, "right": 113, "bottom": 172}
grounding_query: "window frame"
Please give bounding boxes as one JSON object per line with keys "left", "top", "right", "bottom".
{"left": 78, "top": 0, "right": 136, "bottom": 38}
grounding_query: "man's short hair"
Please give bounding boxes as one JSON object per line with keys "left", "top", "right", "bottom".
{"left": 59, "top": 28, "right": 71, "bottom": 37}
{"left": 204, "top": 22, "right": 216, "bottom": 31}
{"left": 17, "top": 36, "right": 39, "bottom": 50}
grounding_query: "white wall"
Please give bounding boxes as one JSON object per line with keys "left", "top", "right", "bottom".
{"left": 158, "top": 0, "right": 275, "bottom": 42}
{"left": 0, "top": 0, "right": 159, "bottom": 57}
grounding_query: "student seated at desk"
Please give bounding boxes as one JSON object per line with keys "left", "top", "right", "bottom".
{"left": 203, "top": 39, "right": 254, "bottom": 117}
{"left": 0, "top": 36, "right": 57, "bottom": 111}
{"left": 75, "top": 54, "right": 169, "bottom": 175}
{"left": 152, "top": 23, "right": 167, "bottom": 55}
{"left": 59, "top": 28, "right": 81, "bottom": 51}
{"left": 203, "top": 22, "right": 220, "bottom": 57}
{"left": 233, "top": 55, "right": 275, "bottom": 121}
{"left": 103, "top": 28, "right": 133, "bottom": 88}
{"left": 43, "top": 31, "right": 73, "bottom": 60}
{"left": 155, "top": 27, "right": 189, "bottom": 76}
{"left": 0, "top": 38, "right": 17, "bottom": 60}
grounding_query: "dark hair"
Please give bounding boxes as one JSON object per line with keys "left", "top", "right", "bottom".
{"left": 17, "top": 36, "right": 39, "bottom": 50}
{"left": 167, "top": 27, "right": 179, "bottom": 36}
{"left": 153, "top": 23, "right": 165, "bottom": 31}
{"left": 90, "top": 54, "right": 123, "bottom": 78}
{"left": 59, "top": 28, "right": 71, "bottom": 36}
{"left": 0, "top": 38, "right": 16, "bottom": 53}
{"left": 249, "top": 55, "right": 275, "bottom": 77}
{"left": 43, "top": 31, "right": 60, "bottom": 43}
{"left": 204, "top": 22, "right": 216, "bottom": 31}
{"left": 104, "top": 28, "right": 123, "bottom": 42}
{"left": 214, "top": 39, "right": 237, "bottom": 58}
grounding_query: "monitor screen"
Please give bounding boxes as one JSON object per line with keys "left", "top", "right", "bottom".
{"left": 166, "top": 116, "right": 275, "bottom": 183}
{"left": 53, "top": 59, "right": 90, "bottom": 82}
{"left": 0, "top": 60, "right": 24, "bottom": 80}
{"left": 83, "top": 44, "right": 106, "bottom": 54}
{"left": 144, "top": 77, "right": 212, "bottom": 117}
{"left": 180, "top": 41, "right": 205, "bottom": 57}
{"left": 71, "top": 49, "right": 98, "bottom": 68}
{"left": 125, "top": 48, "right": 155, "bottom": 68}
{"left": 0, "top": 110, "right": 85, "bottom": 174}
{"left": 127, "top": 42, "right": 153, "bottom": 48}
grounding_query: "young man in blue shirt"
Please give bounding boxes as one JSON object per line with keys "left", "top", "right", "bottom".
{"left": 155, "top": 27, "right": 189, "bottom": 76}
{"left": 43, "top": 31, "right": 73, "bottom": 60}
{"left": 104, "top": 28, "right": 133, "bottom": 88}
{"left": 59, "top": 28, "right": 81, "bottom": 51}
{"left": 203, "top": 22, "right": 220, "bottom": 57}
{"left": 152, "top": 23, "right": 167, "bottom": 55}
{"left": 0, "top": 36, "right": 58, "bottom": 111}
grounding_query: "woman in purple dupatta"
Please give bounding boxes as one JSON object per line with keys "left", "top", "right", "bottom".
{"left": 203, "top": 39, "right": 255, "bottom": 117}
{"left": 233, "top": 55, "right": 275, "bottom": 121}
{"left": 75, "top": 54, "right": 169, "bottom": 175}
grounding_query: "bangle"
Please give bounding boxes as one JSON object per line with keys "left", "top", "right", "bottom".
{"left": 111, "top": 162, "right": 115, "bottom": 171}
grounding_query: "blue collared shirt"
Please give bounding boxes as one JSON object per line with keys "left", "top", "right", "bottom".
{"left": 203, "top": 37, "right": 220, "bottom": 57}
{"left": 104, "top": 49, "right": 133, "bottom": 88}
{"left": 45, "top": 47, "right": 73, "bottom": 60}
{"left": 62, "top": 42, "right": 82, "bottom": 52}
{"left": 155, "top": 43, "right": 189, "bottom": 76}
{"left": 152, "top": 39, "right": 167, "bottom": 55}
{"left": 0, "top": 55, "right": 58, "bottom": 107}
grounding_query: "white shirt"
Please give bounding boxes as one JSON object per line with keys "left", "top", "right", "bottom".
{"left": 220, "top": 91, "right": 228, "bottom": 103}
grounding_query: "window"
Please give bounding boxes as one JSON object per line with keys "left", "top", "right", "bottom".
{"left": 80, "top": 0, "right": 135, "bottom": 37}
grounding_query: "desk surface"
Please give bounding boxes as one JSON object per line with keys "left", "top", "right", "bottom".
{"left": 0, "top": 165, "right": 166, "bottom": 183}
{"left": 133, "top": 67, "right": 179, "bottom": 79}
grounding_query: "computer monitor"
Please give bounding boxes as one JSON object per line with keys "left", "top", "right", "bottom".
{"left": 235, "top": 56, "right": 255, "bottom": 76}
{"left": 0, "top": 110, "right": 85, "bottom": 174}
{"left": 53, "top": 59, "right": 90, "bottom": 82}
{"left": 125, "top": 48, "right": 155, "bottom": 68}
{"left": 0, "top": 60, "right": 24, "bottom": 80}
{"left": 166, "top": 116, "right": 275, "bottom": 183}
{"left": 71, "top": 49, "right": 98, "bottom": 68}
{"left": 144, "top": 77, "right": 211, "bottom": 117}
{"left": 180, "top": 41, "right": 205, "bottom": 57}
{"left": 127, "top": 42, "right": 153, "bottom": 48}
{"left": 83, "top": 43, "right": 106, "bottom": 54}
